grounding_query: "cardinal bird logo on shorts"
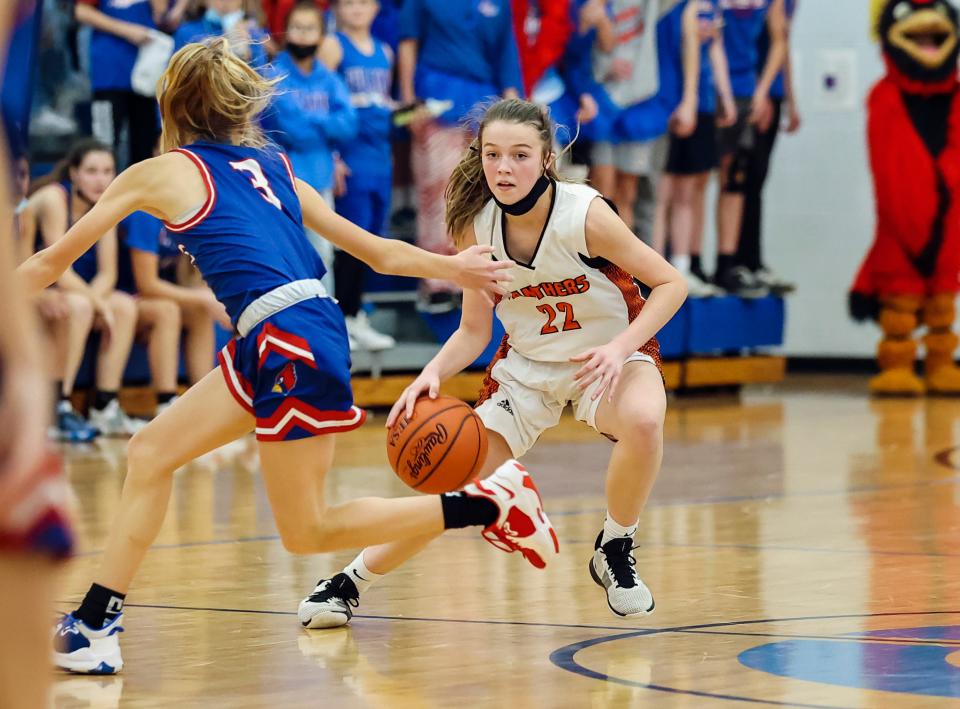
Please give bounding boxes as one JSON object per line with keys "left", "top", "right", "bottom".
{"left": 272, "top": 362, "right": 297, "bottom": 395}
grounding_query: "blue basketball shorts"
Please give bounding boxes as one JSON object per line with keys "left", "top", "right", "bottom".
{"left": 217, "top": 296, "right": 366, "bottom": 441}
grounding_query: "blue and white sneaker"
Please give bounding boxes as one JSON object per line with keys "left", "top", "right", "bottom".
{"left": 53, "top": 613, "right": 124, "bottom": 674}
{"left": 50, "top": 400, "right": 100, "bottom": 443}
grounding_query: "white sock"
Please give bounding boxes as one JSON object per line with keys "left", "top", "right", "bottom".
{"left": 670, "top": 254, "right": 691, "bottom": 274}
{"left": 601, "top": 514, "right": 638, "bottom": 546}
{"left": 342, "top": 551, "right": 382, "bottom": 594}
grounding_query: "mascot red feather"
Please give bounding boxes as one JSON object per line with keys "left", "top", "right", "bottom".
{"left": 851, "top": 0, "right": 960, "bottom": 395}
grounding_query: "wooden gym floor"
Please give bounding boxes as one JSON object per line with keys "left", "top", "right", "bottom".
{"left": 52, "top": 374, "right": 960, "bottom": 708}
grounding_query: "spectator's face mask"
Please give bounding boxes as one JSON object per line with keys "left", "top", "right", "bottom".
{"left": 286, "top": 42, "right": 318, "bottom": 60}
{"left": 205, "top": 7, "right": 244, "bottom": 31}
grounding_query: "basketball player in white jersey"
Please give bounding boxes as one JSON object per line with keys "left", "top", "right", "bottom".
{"left": 299, "top": 98, "right": 687, "bottom": 625}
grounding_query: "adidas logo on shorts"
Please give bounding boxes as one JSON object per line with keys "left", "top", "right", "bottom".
{"left": 497, "top": 398, "right": 514, "bottom": 416}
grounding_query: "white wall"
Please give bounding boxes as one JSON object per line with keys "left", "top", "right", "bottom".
{"left": 717, "top": 0, "right": 888, "bottom": 356}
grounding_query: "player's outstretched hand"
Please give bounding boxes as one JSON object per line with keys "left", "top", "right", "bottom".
{"left": 571, "top": 341, "right": 631, "bottom": 403}
{"left": 451, "top": 245, "right": 514, "bottom": 299}
{"left": 386, "top": 367, "right": 441, "bottom": 428}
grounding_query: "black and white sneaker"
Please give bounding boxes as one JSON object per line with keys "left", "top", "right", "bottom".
{"left": 714, "top": 266, "right": 769, "bottom": 299}
{"left": 753, "top": 266, "right": 796, "bottom": 296}
{"left": 588, "top": 532, "right": 655, "bottom": 618}
{"left": 298, "top": 573, "right": 359, "bottom": 629}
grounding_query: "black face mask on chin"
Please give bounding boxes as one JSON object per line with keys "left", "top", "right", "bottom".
{"left": 287, "top": 42, "right": 318, "bottom": 60}
{"left": 493, "top": 173, "right": 552, "bottom": 216}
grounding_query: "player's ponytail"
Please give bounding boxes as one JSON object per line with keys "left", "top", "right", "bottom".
{"left": 158, "top": 38, "right": 279, "bottom": 152}
{"left": 445, "top": 98, "right": 566, "bottom": 248}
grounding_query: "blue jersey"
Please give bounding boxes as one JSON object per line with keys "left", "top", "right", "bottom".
{"left": 336, "top": 32, "right": 393, "bottom": 181}
{"left": 36, "top": 182, "right": 99, "bottom": 282}
{"left": 163, "top": 142, "right": 325, "bottom": 324}
{"left": 697, "top": 0, "right": 719, "bottom": 114}
{"left": 400, "top": 0, "right": 522, "bottom": 122}
{"left": 720, "top": 0, "right": 770, "bottom": 98}
{"left": 83, "top": 0, "right": 156, "bottom": 91}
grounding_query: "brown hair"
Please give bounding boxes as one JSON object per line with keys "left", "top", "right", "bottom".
{"left": 285, "top": 0, "right": 324, "bottom": 30}
{"left": 444, "top": 98, "right": 569, "bottom": 248}
{"left": 28, "top": 137, "right": 114, "bottom": 197}
{"left": 158, "top": 38, "right": 279, "bottom": 152}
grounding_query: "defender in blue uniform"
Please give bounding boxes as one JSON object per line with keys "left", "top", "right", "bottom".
{"left": 20, "top": 38, "right": 558, "bottom": 675}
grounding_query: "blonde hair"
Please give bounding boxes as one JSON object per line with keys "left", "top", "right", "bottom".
{"left": 445, "top": 98, "right": 571, "bottom": 248}
{"left": 158, "top": 38, "right": 279, "bottom": 152}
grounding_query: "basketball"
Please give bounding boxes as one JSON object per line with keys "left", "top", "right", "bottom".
{"left": 386, "top": 395, "right": 488, "bottom": 494}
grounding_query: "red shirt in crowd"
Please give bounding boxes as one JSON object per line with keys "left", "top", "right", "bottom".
{"left": 511, "top": 0, "right": 573, "bottom": 96}
{"left": 261, "top": 0, "right": 327, "bottom": 43}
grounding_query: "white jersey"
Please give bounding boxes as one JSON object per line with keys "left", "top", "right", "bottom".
{"left": 473, "top": 181, "right": 657, "bottom": 363}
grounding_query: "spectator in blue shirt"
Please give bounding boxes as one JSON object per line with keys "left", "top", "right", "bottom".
{"left": 75, "top": 0, "right": 162, "bottom": 166}
{"left": 712, "top": 0, "right": 786, "bottom": 297}
{"left": 398, "top": 0, "right": 522, "bottom": 312}
{"left": 654, "top": 0, "right": 736, "bottom": 298}
{"left": 119, "top": 211, "right": 230, "bottom": 392}
{"left": 735, "top": 0, "right": 798, "bottom": 295}
{"left": 262, "top": 1, "right": 357, "bottom": 290}
{"left": 321, "top": 0, "right": 397, "bottom": 352}
{"left": 174, "top": 0, "right": 270, "bottom": 68}
{"left": 588, "top": 0, "right": 698, "bottom": 239}
{"left": 25, "top": 140, "right": 178, "bottom": 435}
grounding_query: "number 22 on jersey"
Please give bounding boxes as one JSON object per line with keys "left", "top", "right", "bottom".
{"left": 536, "top": 302, "right": 581, "bottom": 335}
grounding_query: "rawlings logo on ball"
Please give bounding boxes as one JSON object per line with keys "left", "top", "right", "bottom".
{"left": 404, "top": 424, "right": 449, "bottom": 480}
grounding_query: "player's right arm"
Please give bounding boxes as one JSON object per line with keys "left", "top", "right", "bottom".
{"left": 17, "top": 155, "right": 182, "bottom": 294}
{"left": 386, "top": 229, "right": 497, "bottom": 427}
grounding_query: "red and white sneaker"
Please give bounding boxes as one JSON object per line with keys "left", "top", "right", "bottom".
{"left": 464, "top": 460, "right": 559, "bottom": 569}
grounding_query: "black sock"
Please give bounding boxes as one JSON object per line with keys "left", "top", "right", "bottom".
{"left": 93, "top": 390, "right": 118, "bottom": 411}
{"left": 156, "top": 391, "right": 177, "bottom": 405}
{"left": 716, "top": 254, "right": 735, "bottom": 277}
{"left": 54, "top": 381, "right": 66, "bottom": 407}
{"left": 690, "top": 253, "right": 702, "bottom": 275}
{"left": 440, "top": 492, "right": 499, "bottom": 529}
{"left": 75, "top": 583, "right": 126, "bottom": 629}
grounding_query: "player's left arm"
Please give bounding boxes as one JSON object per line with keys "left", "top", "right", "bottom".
{"left": 17, "top": 161, "right": 155, "bottom": 294}
{"left": 296, "top": 177, "right": 514, "bottom": 297}
{"left": 572, "top": 198, "right": 688, "bottom": 400}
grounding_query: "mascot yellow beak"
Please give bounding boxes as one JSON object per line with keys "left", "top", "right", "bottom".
{"left": 889, "top": 8, "right": 959, "bottom": 68}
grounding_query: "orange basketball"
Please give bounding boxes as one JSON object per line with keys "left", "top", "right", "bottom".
{"left": 386, "top": 395, "right": 488, "bottom": 494}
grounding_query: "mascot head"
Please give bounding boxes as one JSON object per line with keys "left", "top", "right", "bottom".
{"left": 874, "top": 0, "right": 960, "bottom": 86}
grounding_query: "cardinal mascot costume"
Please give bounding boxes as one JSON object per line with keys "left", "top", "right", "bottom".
{"left": 851, "top": 0, "right": 960, "bottom": 395}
